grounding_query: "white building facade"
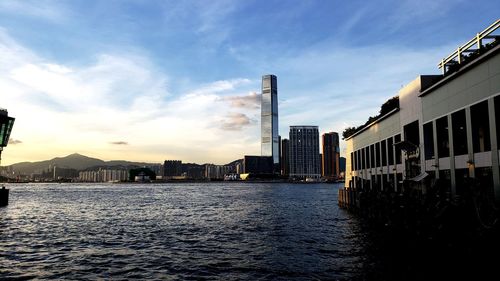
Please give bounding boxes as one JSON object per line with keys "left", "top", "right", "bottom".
{"left": 345, "top": 21, "right": 500, "bottom": 203}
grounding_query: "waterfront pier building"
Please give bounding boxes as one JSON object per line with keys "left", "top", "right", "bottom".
{"left": 344, "top": 20, "right": 500, "bottom": 205}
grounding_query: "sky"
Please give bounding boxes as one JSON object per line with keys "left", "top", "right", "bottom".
{"left": 0, "top": 0, "right": 499, "bottom": 165}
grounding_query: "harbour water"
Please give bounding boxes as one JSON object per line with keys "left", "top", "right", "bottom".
{"left": 0, "top": 182, "right": 497, "bottom": 280}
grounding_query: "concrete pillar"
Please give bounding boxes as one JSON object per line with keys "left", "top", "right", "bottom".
{"left": 392, "top": 135, "right": 398, "bottom": 192}
{"left": 366, "top": 146, "right": 373, "bottom": 190}
{"left": 379, "top": 142, "right": 384, "bottom": 191}
{"left": 448, "top": 114, "right": 456, "bottom": 197}
{"left": 465, "top": 107, "right": 475, "bottom": 178}
{"left": 432, "top": 120, "right": 440, "bottom": 178}
{"left": 361, "top": 147, "right": 366, "bottom": 190}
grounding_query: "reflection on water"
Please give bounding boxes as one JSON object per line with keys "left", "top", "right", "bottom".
{"left": 0, "top": 183, "right": 497, "bottom": 280}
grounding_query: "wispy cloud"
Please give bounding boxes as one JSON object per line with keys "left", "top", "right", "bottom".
{"left": 221, "top": 92, "right": 260, "bottom": 109}
{"left": 259, "top": 39, "right": 457, "bottom": 145}
{"left": 0, "top": 0, "right": 68, "bottom": 22}
{"left": 110, "top": 141, "right": 128, "bottom": 145}
{"left": 0, "top": 28, "right": 260, "bottom": 164}
{"left": 189, "top": 78, "right": 251, "bottom": 96}
{"left": 2, "top": 0, "right": 489, "bottom": 165}
{"left": 220, "top": 112, "right": 254, "bottom": 131}
{"left": 195, "top": 0, "right": 237, "bottom": 34}
{"left": 387, "top": 0, "right": 465, "bottom": 32}
{"left": 335, "top": 6, "right": 370, "bottom": 37}
{"left": 8, "top": 139, "right": 22, "bottom": 145}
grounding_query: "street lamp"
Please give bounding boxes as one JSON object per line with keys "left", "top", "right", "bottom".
{"left": 0, "top": 108, "right": 15, "bottom": 207}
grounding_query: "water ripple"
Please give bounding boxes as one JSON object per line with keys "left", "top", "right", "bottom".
{"left": 0, "top": 182, "right": 368, "bottom": 280}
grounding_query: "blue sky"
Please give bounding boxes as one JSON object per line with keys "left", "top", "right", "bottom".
{"left": 0, "top": 0, "right": 499, "bottom": 165}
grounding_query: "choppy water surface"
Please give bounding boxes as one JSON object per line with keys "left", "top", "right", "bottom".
{"left": 1, "top": 182, "right": 496, "bottom": 280}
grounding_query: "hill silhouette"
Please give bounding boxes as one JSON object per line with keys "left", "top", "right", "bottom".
{"left": 6, "top": 153, "right": 157, "bottom": 175}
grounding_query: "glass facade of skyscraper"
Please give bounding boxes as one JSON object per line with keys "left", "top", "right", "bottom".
{"left": 261, "top": 74, "right": 279, "bottom": 166}
{"left": 322, "top": 132, "right": 340, "bottom": 178}
{"left": 289, "top": 126, "right": 321, "bottom": 179}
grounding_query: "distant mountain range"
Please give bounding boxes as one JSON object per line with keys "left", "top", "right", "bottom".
{"left": 5, "top": 153, "right": 158, "bottom": 175}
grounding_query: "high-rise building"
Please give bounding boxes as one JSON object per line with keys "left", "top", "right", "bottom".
{"left": 289, "top": 126, "right": 320, "bottom": 179}
{"left": 243, "top": 156, "right": 273, "bottom": 174}
{"left": 322, "top": 132, "right": 340, "bottom": 178}
{"left": 261, "top": 74, "right": 279, "bottom": 170}
{"left": 278, "top": 135, "right": 282, "bottom": 168}
{"left": 339, "top": 157, "right": 346, "bottom": 173}
{"left": 281, "top": 138, "right": 290, "bottom": 176}
{"left": 163, "top": 160, "right": 182, "bottom": 177}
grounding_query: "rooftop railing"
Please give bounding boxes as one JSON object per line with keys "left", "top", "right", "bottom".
{"left": 439, "top": 19, "right": 500, "bottom": 74}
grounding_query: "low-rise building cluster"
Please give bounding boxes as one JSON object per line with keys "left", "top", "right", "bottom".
{"left": 79, "top": 169, "right": 129, "bottom": 182}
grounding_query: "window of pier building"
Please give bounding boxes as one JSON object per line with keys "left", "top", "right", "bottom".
{"left": 452, "top": 109, "right": 468, "bottom": 156}
{"left": 359, "top": 149, "right": 363, "bottom": 170}
{"left": 366, "top": 146, "right": 371, "bottom": 169}
{"left": 387, "top": 137, "right": 394, "bottom": 165}
{"left": 423, "top": 122, "right": 435, "bottom": 160}
{"left": 356, "top": 150, "right": 361, "bottom": 170}
{"left": 365, "top": 146, "right": 369, "bottom": 169}
{"left": 471, "top": 101, "right": 491, "bottom": 153}
{"left": 366, "top": 147, "right": 369, "bottom": 169}
{"left": 362, "top": 148, "right": 366, "bottom": 170}
{"left": 381, "top": 140, "right": 387, "bottom": 166}
{"left": 404, "top": 120, "right": 420, "bottom": 147}
{"left": 353, "top": 150, "right": 357, "bottom": 170}
{"left": 375, "top": 142, "right": 381, "bottom": 167}
{"left": 357, "top": 150, "right": 361, "bottom": 170}
{"left": 370, "top": 144, "right": 375, "bottom": 168}
{"left": 395, "top": 134, "right": 402, "bottom": 164}
{"left": 350, "top": 152, "right": 354, "bottom": 172}
{"left": 436, "top": 116, "right": 450, "bottom": 158}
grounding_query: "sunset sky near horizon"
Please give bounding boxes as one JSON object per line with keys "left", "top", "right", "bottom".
{"left": 0, "top": 0, "right": 499, "bottom": 165}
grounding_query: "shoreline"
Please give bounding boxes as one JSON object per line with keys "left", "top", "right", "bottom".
{"left": 2, "top": 180, "right": 345, "bottom": 185}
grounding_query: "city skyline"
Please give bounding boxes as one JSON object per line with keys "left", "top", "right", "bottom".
{"left": 0, "top": 1, "right": 499, "bottom": 165}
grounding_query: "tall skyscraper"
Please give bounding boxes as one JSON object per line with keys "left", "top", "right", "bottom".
{"left": 261, "top": 74, "right": 279, "bottom": 170}
{"left": 322, "top": 132, "right": 340, "bottom": 178}
{"left": 289, "top": 126, "right": 320, "bottom": 179}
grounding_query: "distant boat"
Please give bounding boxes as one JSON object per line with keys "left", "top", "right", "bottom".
{"left": 305, "top": 177, "right": 320, "bottom": 183}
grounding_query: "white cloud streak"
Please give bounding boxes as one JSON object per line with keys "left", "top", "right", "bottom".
{"left": 0, "top": 29, "right": 260, "bottom": 165}
{"left": 0, "top": 0, "right": 68, "bottom": 22}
